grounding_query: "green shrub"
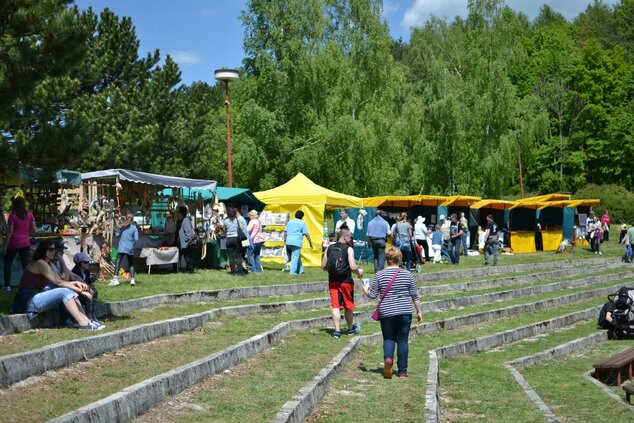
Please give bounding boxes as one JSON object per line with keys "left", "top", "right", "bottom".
{"left": 573, "top": 184, "right": 634, "bottom": 222}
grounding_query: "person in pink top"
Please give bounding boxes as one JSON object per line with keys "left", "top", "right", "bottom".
{"left": 600, "top": 209, "right": 611, "bottom": 242}
{"left": 3, "top": 197, "right": 37, "bottom": 291}
{"left": 247, "top": 210, "right": 265, "bottom": 272}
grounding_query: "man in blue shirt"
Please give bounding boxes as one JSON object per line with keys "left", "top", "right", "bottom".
{"left": 366, "top": 210, "right": 390, "bottom": 272}
{"left": 284, "top": 210, "right": 314, "bottom": 275}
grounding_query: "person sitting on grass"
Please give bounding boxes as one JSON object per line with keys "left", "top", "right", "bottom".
{"left": 51, "top": 242, "right": 103, "bottom": 329}
{"left": 71, "top": 252, "right": 102, "bottom": 326}
{"left": 12, "top": 239, "right": 103, "bottom": 331}
{"left": 598, "top": 300, "right": 624, "bottom": 339}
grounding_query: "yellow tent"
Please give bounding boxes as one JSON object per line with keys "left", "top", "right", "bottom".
{"left": 440, "top": 195, "right": 481, "bottom": 207}
{"left": 363, "top": 195, "right": 448, "bottom": 208}
{"left": 254, "top": 173, "right": 363, "bottom": 267}
{"left": 470, "top": 199, "right": 515, "bottom": 210}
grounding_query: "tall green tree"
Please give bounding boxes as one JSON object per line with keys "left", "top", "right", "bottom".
{"left": 0, "top": 0, "right": 92, "bottom": 176}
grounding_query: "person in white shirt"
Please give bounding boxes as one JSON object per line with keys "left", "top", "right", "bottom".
{"left": 414, "top": 216, "right": 430, "bottom": 261}
{"left": 335, "top": 209, "right": 356, "bottom": 235}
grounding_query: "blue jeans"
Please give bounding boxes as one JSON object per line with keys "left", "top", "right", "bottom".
{"left": 247, "top": 242, "right": 263, "bottom": 272}
{"left": 26, "top": 287, "right": 78, "bottom": 320}
{"left": 441, "top": 242, "right": 450, "bottom": 262}
{"left": 4, "top": 247, "right": 30, "bottom": 287}
{"left": 380, "top": 314, "right": 412, "bottom": 374}
{"left": 461, "top": 231, "right": 470, "bottom": 256}
{"left": 286, "top": 245, "right": 303, "bottom": 274}
{"left": 400, "top": 246, "right": 412, "bottom": 270}
{"left": 449, "top": 239, "right": 460, "bottom": 264}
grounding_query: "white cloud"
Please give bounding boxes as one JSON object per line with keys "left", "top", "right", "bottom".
{"left": 401, "top": 0, "right": 467, "bottom": 29}
{"left": 170, "top": 51, "right": 203, "bottom": 67}
{"left": 383, "top": 1, "right": 401, "bottom": 16}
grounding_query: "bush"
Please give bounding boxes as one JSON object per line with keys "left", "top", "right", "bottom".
{"left": 573, "top": 184, "right": 634, "bottom": 223}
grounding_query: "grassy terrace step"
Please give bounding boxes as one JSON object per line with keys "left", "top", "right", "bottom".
{"left": 423, "top": 267, "right": 630, "bottom": 300}
{"left": 3, "top": 268, "right": 628, "bottom": 361}
{"left": 419, "top": 264, "right": 634, "bottom": 298}
{"left": 0, "top": 253, "right": 626, "bottom": 422}
{"left": 522, "top": 341, "right": 634, "bottom": 422}
{"left": 131, "top": 298, "right": 607, "bottom": 423}
{"left": 0, "top": 309, "right": 334, "bottom": 422}
{"left": 306, "top": 302, "right": 608, "bottom": 422}
{"left": 441, "top": 326, "right": 634, "bottom": 423}
{"left": 2, "top": 272, "right": 629, "bottom": 387}
{"left": 418, "top": 261, "right": 615, "bottom": 289}
{"left": 2, "top": 284, "right": 608, "bottom": 418}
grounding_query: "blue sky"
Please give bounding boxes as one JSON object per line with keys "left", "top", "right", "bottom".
{"left": 74, "top": 1, "right": 619, "bottom": 86}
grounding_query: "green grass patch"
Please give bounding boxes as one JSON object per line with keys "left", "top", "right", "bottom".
{"left": 0, "top": 308, "right": 334, "bottom": 422}
{"left": 523, "top": 341, "right": 634, "bottom": 422}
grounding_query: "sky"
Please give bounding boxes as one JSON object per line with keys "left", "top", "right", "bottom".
{"left": 74, "top": 0, "right": 620, "bottom": 86}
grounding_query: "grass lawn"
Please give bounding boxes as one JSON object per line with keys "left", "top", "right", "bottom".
{"left": 0, "top": 238, "right": 630, "bottom": 422}
{"left": 522, "top": 341, "right": 634, "bottom": 423}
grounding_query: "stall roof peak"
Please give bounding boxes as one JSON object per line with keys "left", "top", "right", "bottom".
{"left": 254, "top": 173, "right": 362, "bottom": 209}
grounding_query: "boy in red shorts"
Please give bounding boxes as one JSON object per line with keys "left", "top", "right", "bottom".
{"left": 321, "top": 228, "right": 364, "bottom": 338}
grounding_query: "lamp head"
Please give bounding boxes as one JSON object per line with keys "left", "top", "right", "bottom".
{"left": 214, "top": 68, "right": 239, "bottom": 82}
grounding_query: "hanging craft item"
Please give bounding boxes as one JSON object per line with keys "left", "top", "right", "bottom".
{"left": 357, "top": 209, "right": 367, "bottom": 231}
{"left": 115, "top": 177, "right": 122, "bottom": 215}
{"left": 57, "top": 188, "right": 69, "bottom": 216}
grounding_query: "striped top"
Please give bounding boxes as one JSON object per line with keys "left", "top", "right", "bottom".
{"left": 369, "top": 267, "right": 420, "bottom": 318}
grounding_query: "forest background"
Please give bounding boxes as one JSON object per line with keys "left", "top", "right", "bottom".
{"left": 1, "top": 0, "right": 634, "bottom": 217}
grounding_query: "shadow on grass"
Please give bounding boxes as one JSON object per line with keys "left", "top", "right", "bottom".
{"left": 358, "top": 364, "right": 384, "bottom": 375}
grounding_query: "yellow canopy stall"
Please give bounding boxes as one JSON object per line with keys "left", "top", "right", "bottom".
{"left": 441, "top": 195, "right": 482, "bottom": 207}
{"left": 508, "top": 201, "right": 546, "bottom": 254}
{"left": 470, "top": 199, "right": 516, "bottom": 210}
{"left": 254, "top": 173, "right": 363, "bottom": 267}
{"left": 363, "top": 195, "right": 448, "bottom": 208}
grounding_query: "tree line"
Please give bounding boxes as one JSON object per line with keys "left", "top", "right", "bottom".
{"left": 1, "top": 0, "right": 633, "bottom": 199}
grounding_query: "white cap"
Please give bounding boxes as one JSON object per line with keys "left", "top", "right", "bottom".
{"left": 439, "top": 214, "right": 446, "bottom": 220}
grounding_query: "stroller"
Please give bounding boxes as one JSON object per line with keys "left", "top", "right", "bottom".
{"left": 411, "top": 240, "right": 425, "bottom": 272}
{"left": 605, "top": 287, "right": 634, "bottom": 339}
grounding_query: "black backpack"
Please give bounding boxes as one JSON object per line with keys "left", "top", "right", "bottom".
{"left": 327, "top": 244, "right": 350, "bottom": 279}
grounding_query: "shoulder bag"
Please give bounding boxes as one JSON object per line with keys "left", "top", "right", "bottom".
{"left": 371, "top": 269, "right": 400, "bottom": 321}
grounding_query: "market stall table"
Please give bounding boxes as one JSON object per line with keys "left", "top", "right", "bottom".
{"left": 140, "top": 247, "right": 179, "bottom": 273}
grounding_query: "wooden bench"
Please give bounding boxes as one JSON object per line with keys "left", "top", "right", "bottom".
{"left": 624, "top": 383, "right": 634, "bottom": 403}
{"left": 593, "top": 346, "right": 634, "bottom": 386}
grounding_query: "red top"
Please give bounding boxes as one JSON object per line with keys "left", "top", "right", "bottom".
{"left": 7, "top": 212, "right": 34, "bottom": 249}
{"left": 601, "top": 213, "right": 611, "bottom": 226}
{"left": 19, "top": 267, "right": 50, "bottom": 291}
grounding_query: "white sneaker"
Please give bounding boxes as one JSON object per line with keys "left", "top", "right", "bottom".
{"left": 108, "top": 278, "right": 120, "bottom": 287}
{"left": 599, "top": 252, "right": 603, "bottom": 255}
{"left": 130, "top": 279, "right": 136, "bottom": 286}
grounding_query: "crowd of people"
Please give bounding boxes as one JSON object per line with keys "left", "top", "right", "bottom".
{"left": 364, "top": 209, "right": 500, "bottom": 273}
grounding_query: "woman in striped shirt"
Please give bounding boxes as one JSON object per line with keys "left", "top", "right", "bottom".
{"left": 363, "top": 246, "right": 422, "bottom": 378}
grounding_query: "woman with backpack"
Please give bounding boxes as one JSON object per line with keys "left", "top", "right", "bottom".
{"left": 391, "top": 213, "right": 413, "bottom": 271}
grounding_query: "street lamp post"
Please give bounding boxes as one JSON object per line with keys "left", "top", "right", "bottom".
{"left": 214, "top": 68, "right": 240, "bottom": 187}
